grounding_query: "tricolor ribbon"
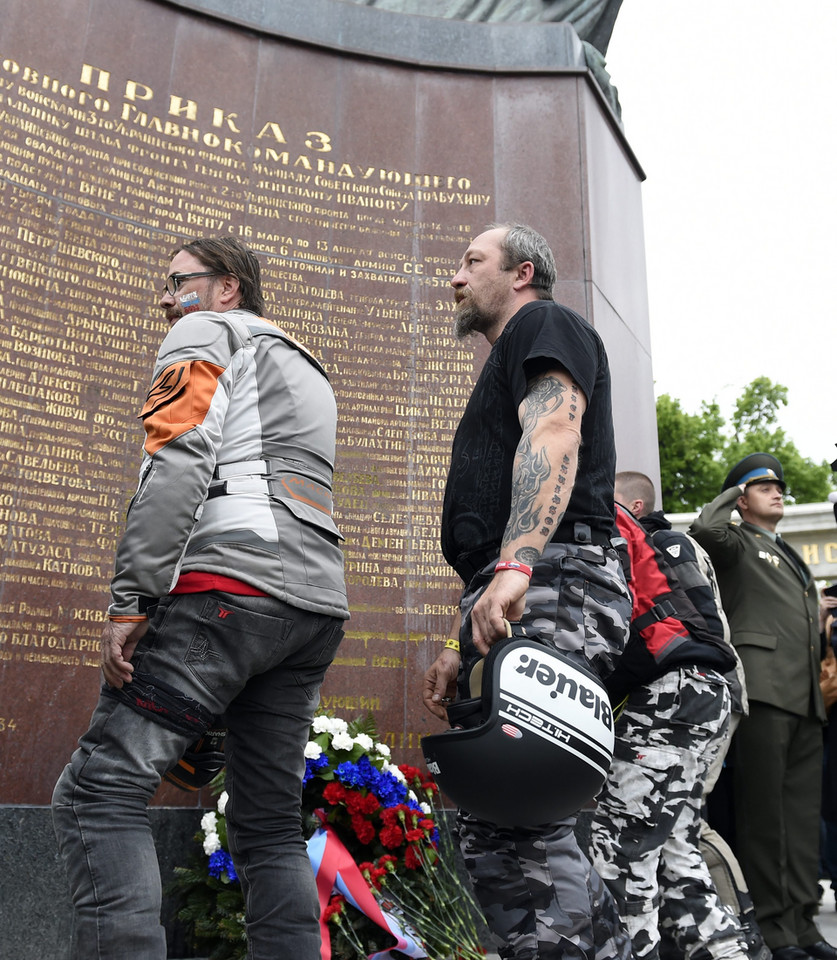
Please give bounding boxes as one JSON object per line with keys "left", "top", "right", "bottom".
{"left": 307, "top": 824, "right": 427, "bottom": 960}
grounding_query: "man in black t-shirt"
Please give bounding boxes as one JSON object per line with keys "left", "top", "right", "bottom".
{"left": 423, "top": 223, "right": 632, "bottom": 960}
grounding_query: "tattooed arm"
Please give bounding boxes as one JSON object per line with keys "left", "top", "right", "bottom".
{"left": 470, "top": 367, "right": 587, "bottom": 653}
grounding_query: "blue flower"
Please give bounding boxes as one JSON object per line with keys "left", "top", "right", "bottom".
{"left": 373, "top": 770, "right": 409, "bottom": 807}
{"left": 303, "top": 753, "right": 331, "bottom": 786}
{"left": 208, "top": 849, "right": 238, "bottom": 883}
{"left": 355, "top": 756, "right": 379, "bottom": 787}
{"left": 334, "top": 760, "right": 364, "bottom": 788}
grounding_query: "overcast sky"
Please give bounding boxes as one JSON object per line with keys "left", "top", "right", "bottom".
{"left": 604, "top": 1, "right": 836, "bottom": 465}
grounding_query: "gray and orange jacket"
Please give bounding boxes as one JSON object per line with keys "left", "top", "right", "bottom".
{"left": 108, "top": 308, "right": 349, "bottom": 621}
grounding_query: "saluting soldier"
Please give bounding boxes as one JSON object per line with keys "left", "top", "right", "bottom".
{"left": 690, "top": 453, "right": 831, "bottom": 960}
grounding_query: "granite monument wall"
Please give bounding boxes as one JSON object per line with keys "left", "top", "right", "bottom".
{"left": 0, "top": 0, "right": 654, "bottom": 812}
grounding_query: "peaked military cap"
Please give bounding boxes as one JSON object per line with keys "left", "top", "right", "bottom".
{"left": 722, "top": 452, "right": 786, "bottom": 492}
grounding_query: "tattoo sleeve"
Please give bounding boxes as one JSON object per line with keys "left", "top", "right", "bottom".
{"left": 501, "top": 372, "right": 581, "bottom": 563}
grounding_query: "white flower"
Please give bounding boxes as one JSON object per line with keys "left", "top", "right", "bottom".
{"left": 407, "top": 790, "right": 418, "bottom": 804}
{"left": 304, "top": 741, "right": 323, "bottom": 760}
{"left": 420, "top": 802, "right": 432, "bottom": 814}
{"left": 201, "top": 811, "right": 222, "bottom": 855}
{"left": 383, "top": 761, "right": 406, "bottom": 782}
{"left": 217, "top": 791, "right": 228, "bottom": 816}
{"left": 374, "top": 742, "right": 391, "bottom": 758}
{"left": 203, "top": 831, "right": 221, "bottom": 856}
{"left": 312, "top": 716, "right": 349, "bottom": 735}
{"left": 331, "top": 731, "right": 355, "bottom": 752}
{"left": 353, "top": 733, "right": 374, "bottom": 752}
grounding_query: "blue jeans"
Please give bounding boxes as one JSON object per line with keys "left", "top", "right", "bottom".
{"left": 52, "top": 591, "right": 344, "bottom": 960}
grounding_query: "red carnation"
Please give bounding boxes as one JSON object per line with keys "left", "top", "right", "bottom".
{"left": 404, "top": 844, "right": 423, "bottom": 870}
{"left": 380, "top": 825, "right": 404, "bottom": 849}
{"left": 324, "top": 895, "right": 345, "bottom": 922}
{"left": 344, "top": 790, "right": 367, "bottom": 814}
{"left": 322, "top": 782, "right": 347, "bottom": 805}
{"left": 398, "top": 764, "right": 422, "bottom": 783}
{"left": 343, "top": 790, "right": 379, "bottom": 816}
{"left": 351, "top": 814, "right": 376, "bottom": 845}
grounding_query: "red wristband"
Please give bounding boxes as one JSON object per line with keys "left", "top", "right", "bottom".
{"left": 494, "top": 560, "right": 533, "bottom": 578}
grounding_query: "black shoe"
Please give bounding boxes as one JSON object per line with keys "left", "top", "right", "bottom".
{"left": 805, "top": 943, "right": 837, "bottom": 960}
{"left": 772, "top": 948, "right": 811, "bottom": 960}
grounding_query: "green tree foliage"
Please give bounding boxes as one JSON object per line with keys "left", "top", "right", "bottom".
{"left": 656, "top": 376, "right": 833, "bottom": 513}
{"left": 656, "top": 395, "right": 726, "bottom": 512}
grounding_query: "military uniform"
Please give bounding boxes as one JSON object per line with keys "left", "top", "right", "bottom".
{"left": 690, "top": 461, "right": 824, "bottom": 954}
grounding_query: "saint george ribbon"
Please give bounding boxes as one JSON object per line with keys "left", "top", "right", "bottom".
{"left": 307, "top": 823, "right": 427, "bottom": 960}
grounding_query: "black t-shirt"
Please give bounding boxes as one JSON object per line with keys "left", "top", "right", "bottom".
{"left": 441, "top": 300, "right": 617, "bottom": 580}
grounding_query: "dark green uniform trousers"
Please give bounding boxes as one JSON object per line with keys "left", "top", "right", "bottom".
{"left": 732, "top": 701, "right": 822, "bottom": 950}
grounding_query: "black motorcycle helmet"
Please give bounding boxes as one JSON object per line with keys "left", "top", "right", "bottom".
{"left": 422, "top": 633, "right": 614, "bottom": 827}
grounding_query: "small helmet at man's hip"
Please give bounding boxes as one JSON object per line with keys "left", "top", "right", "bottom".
{"left": 421, "top": 632, "right": 614, "bottom": 827}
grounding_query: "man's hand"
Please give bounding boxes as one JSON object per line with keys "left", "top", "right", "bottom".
{"left": 101, "top": 619, "right": 149, "bottom": 689}
{"left": 821, "top": 593, "right": 837, "bottom": 633}
{"left": 423, "top": 648, "right": 461, "bottom": 720}
{"left": 470, "top": 570, "right": 528, "bottom": 655}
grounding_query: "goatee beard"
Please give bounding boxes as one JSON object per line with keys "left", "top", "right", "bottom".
{"left": 453, "top": 304, "right": 489, "bottom": 340}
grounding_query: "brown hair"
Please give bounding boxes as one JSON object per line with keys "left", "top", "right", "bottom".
{"left": 175, "top": 236, "right": 265, "bottom": 314}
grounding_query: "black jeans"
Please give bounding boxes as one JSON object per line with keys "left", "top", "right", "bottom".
{"left": 53, "top": 591, "right": 344, "bottom": 960}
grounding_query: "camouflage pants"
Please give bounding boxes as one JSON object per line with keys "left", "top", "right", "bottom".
{"left": 590, "top": 668, "right": 748, "bottom": 960}
{"left": 457, "top": 541, "right": 632, "bottom": 700}
{"left": 456, "top": 542, "right": 632, "bottom": 960}
{"left": 457, "top": 812, "right": 632, "bottom": 960}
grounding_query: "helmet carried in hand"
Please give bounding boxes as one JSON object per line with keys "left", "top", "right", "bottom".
{"left": 422, "top": 634, "right": 614, "bottom": 827}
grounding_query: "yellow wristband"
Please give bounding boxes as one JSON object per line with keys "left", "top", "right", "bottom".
{"left": 444, "top": 638, "right": 460, "bottom": 652}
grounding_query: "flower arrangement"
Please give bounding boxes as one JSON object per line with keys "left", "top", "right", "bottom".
{"left": 171, "top": 714, "right": 486, "bottom": 960}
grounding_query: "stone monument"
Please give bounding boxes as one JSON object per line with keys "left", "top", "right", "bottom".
{"left": 0, "top": 0, "right": 656, "bottom": 953}
{"left": 341, "top": 0, "right": 625, "bottom": 112}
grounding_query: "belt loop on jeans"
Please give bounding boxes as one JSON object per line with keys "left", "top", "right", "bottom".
{"left": 574, "top": 522, "right": 592, "bottom": 544}
{"left": 570, "top": 526, "right": 614, "bottom": 548}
